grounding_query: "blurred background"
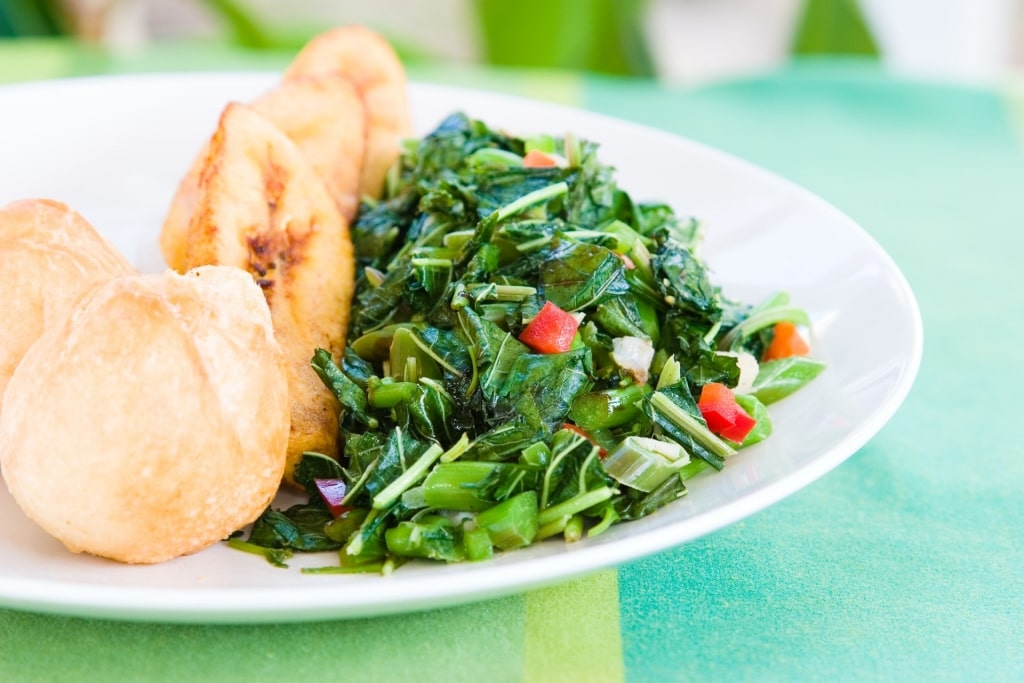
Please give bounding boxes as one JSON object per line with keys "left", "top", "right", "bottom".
{"left": 1, "top": 0, "right": 1023, "bottom": 85}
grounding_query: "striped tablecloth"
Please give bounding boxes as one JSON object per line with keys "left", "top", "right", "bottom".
{"left": 1, "top": 40, "right": 1021, "bottom": 682}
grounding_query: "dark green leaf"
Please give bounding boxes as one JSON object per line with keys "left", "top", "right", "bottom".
{"left": 539, "top": 240, "right": 630, "bottom": 311}
{"left": 248, "top": 505, "right": 341, "bottom": 552}
{"left": 310, "top": 348, "right": 377, "bottom": 430}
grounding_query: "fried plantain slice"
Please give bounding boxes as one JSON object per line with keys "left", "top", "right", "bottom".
{"left": 284, "top": 24, "right": 412, "bottom": 200}
{"left": 185, "top": 102, "right": 355, "bottom": 483}
{"left": 160, "top": 75, "right": 366, "bottom": 273}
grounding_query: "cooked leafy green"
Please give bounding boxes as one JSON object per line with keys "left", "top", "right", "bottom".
{"left": 238, "top": 112, "right": 824, "bottom": 570}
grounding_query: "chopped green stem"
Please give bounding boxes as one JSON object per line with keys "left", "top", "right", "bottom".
{"left": 515, "top": 234, "right": 555, "bottom": 252}
{"left": 587, "top": 506, "right": 619, "bottom": 538}
{"left": 439, "top": 432, "right": 473, "bottom": 463}
{"left": 602, "top": 436, "right": 689, "bottom": 492}
{"left": 392, "top": 327, "right": 463, "bottom": 378}
{"left": 536, "top": 516, "right": 571, "bottom": 541}
{"left": 385, "top": 518, "right": 464, "bottom": 561}
{"left": 538, "top": 486, "right": 616, "bottom": 526}
{"left": 364, "top": 267, "right": 386, "bottom": 287}
{"left": 463, "top": 344, "right": 480, "bottom": 398}
{"left": 702, "top": 320, "right": 722, "bottom": 345}
{"left": 367, "top": 378, "right": 419, "bottom": 408}
{"left": 569, "top": 384, "right": 648, "bottom": 431}
{"left": 492, "top": 182, "right": 568, "bottom": 223}
{"left": 443, "top": 229, "right": 477, "bottom": 250}
{"left": 301, "top": 563, "right": 385, "bottom": 575}
{"left": 563, "top": 132, "right": 581, "bottom": 167}
{"left": 372, "top": 442, "right": 445, "bottom": 510}
{"left": 410, "top": 257, "right": 454, "bottom": 268}
{"left": 562, "top": 229, "right": 613, "bottom": 241}
{"left": 564, "top": 515, "right": 585, "bottom": 542}
{"left": 226, "top": 538, "right": 292, "bottom": 568}
{"left": 450, "top": 282, "right": 471, "bottom": 311}
{"left": 411, "top": 246, "right": 459, "bottom": 261}
{"left": 344, "top": 508, "right": 379, "bottom": 556}
{"left": 649, "top": 392, "right": 736, "bottom": 460}
{"left": 340, "top": 455, "right": 380, "bottom": 506}
{"left": 476, "top": 491, "right": 538, "bottom": 550}
{"left": 401, "top": 485, "right": 428, "bottom": 509}
{"left": 521, "top": 441, "right": 551, "bottom": 467}
{"left": 420, "top": 376, "right": 456, "bottom": 404}
{"left": 540, "top": 431, "right": 587, "bottom": 509}
{"left": 678, "top": 459, "right": 710, "bottom": 481}
{"left": 468, "top": 283, "right": 538, "bottom": 302}
{"left": 423, "top": 461, "right": 500, "bottom": 511}
{"left": 750, "top": 291, "right": 790, "bottom": 315}
{"left": 578, "top": 446, "right": 602, "bottom": 494}
{"left": 469, "top": 147, "right": 524, "bottom": 167}
{"left": 718, "top": 306, "right": 811, "bottom": 350}
{"left": 464, "top": 527, "right": 494, "bottom": 561}
{"left": 656, "top": 355, "right": 681, "bottom": 390}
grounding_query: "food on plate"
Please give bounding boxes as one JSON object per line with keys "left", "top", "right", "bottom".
{"left": 251, "top": 76, "right": 367, "bottom": 221}
{"left": 160, "top": 75, "right": 366, "bottom": 272}
{"left": 0, "top": 199, "right": 133, "bottom": 411}
{"left": 284, "top": 24, "right": 412, "bottom": 200}
{"left": 235, "top": 113, "right": 825, "bottom": 573}
{"left": 0, "top": 26, "right": 825, "bottom": 572}
{"left": 182, "top": 103, "right": 355, "bottom": 483}
{"left": 0, "top": 266, "right": 288, "bottom": 564}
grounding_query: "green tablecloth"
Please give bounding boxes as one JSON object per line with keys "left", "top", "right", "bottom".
{"left": 1, "top": 41, "right": 1022, "bottom": 682}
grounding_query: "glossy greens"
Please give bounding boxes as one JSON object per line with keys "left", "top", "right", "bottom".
{"left": 239, "top": 113, "right": 823, "bottom": 572}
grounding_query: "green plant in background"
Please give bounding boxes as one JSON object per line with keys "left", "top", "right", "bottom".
{"left": 474, "top": 0, "right": 653, "bottom": 76}
{"left": 0, "top": 0, "right": 881, "bottom": 76}
{"left": 0, "top": 0, "right": 67, "bottom": 37}
{"left": 793, "top": 0, "right": 879, "bottom": 55}
{"left": 199, "top": 0, "right": 274, "bottom": 49}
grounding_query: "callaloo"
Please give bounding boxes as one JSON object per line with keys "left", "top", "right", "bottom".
{"left": 235, "top": 113, "right": 825, "bottom": 573}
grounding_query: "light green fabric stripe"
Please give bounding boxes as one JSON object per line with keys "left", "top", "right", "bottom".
{"left": 0, "top": 594, "right": 526, "bottom": 683}
{"left": 523, "top": 569, "right": 624, "bottom": 683}
{"left": 1004, "top": 76, "right": 1024, "bottom": 149}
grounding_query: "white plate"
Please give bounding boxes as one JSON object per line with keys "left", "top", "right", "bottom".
{"left": 0, "top": 73, "right": 922, "bottom": 623}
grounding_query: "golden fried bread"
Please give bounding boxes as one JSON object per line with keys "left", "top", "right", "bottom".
{"left": 284, "top": 24, "right": 412, "bottom": 199}
{"left": 0, "top": 266, "right": 288, "bottom": 564}
{"left": 0, "top": 199, "right": 134, "bottom": 411}
{"left": 159, "top": 75, "right": 367, "bottom": 272}
{"left": 184, "top": 103, "right": 355, "bottom": 483}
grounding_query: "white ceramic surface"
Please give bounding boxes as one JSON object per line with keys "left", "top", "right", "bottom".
{"left": 0, "top": 74, "right": 922, "bottom": 623}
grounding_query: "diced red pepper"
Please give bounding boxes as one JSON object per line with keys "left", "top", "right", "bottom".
{"left": 314, "top": 478, "right": 351, "bottom": 518}
{"left": 719, "top": 410, "right": 757, "bottom": 443}
{"left": 698, "top": 382, "right": 757, "bottom": 444}
{"left": 522, "top": 149, "right": 557, "bottom": 168}
{"left": 763, "top": 321, "right": 810, "bottom": 361}
{"left": 519, "top": 301, "right": 579, "bottom": 354}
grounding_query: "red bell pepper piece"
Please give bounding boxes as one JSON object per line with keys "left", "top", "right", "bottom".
{"left": 314, "top": 478, "right": 351, "bottom": 518}
{"left": 522, "top": 149, "right": 557, "bottom": 168}
{"left": 519, "top": 301, "right": 579, "bottom": 354}
{"left": 698, "top": 382, "right": 757, "bottom": 444}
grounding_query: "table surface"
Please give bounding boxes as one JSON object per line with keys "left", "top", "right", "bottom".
{"left": 0, "top": 40, "right": 1022, "bottom": 683}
